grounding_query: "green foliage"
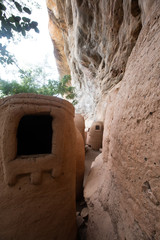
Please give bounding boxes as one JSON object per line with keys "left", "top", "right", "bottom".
{"left": 0, "top": 0, "right": 39, "bottom": 64}
{"left": 0, "top": 69, "right": 77, "bottom": 105}
{"left": 0, "top": 43, "right": 15, "bottom": 64}
{"left": 0, "top": 0, "right": 39, "bottom": 38}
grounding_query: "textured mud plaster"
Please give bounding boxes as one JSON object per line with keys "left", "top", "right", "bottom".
{"left": 84, "top": 1, "right": 160, "bottom": 239}
{"left": 75, "top": 128, "right": 85, "bottom": 200}
{"left": 87, "top": 121, "right": 103, "bottom": 151}
{"left": 74, "top": 114, "right": 85, "bottom": 200}
{"left": 0, "top": 93, "right": 77, "bottom": 240}
{"left": 74, "top": 113, "right": 85, "bottom": 144}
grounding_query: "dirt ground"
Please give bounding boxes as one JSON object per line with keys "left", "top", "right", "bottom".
{"left": 76, "top": 147, "right": 100, "bottom": 240}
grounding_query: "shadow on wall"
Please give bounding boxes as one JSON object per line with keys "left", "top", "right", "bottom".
{"left": 74, "top": 113, "right": 85, "bottom": 200}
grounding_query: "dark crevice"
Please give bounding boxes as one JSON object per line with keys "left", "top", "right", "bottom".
{"left": 112, "top": 0, "right": 124, "bottom": 33}
{"left": 66, "top": 1, "right": 73, "bottom": 25}
{"left": 131, "top": 0, "right": 141, "bottom": 17}
{"left": 131, "top": 21, "right": 142, "bottom": 40}
{"left": 52, "top": 39, "right": 63, "bottom": 62}
{"left": 76, "top": 0, "right": 83, "bottom": 7}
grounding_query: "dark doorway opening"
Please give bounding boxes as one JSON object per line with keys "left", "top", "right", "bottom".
{"left": 95, "top": 125, "right": 100, "bottom": 130}
{"left": 17, "top": 115, "right": 53, "bottom": 155}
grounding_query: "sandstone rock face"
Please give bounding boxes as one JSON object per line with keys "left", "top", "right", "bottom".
{"left": 0, "top": 94, "right": 77, "bottom": 240}
{"left": 46, "top": 0, "right": 70, "bottom": 77}
{"left": 46, "top": 0, "right": 151, "bottom": 120}
{"left": 84, "top": 2, "right": 160, "bottom": 239}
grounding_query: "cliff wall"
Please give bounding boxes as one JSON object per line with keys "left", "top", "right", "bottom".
{"left": 85, "top": 2, "right": 160, "bottom": 238}
{"left": 47, "top": 0, "right": 160, "bottom": 239}
{"left": 46, "top": 0, "right": 155, "bottom": 121}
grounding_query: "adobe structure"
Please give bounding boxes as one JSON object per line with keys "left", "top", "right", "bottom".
{"left": 75, "top": 128, "right": 85, "bottom": 200}
{"left": 0, "top": 93, "right": 77, "bottom": 240}
{"left": 87, "top": 121, "right": 103, "bottom": 151}
{"left": 74, "top": 113, "right": 85, "bottom": 145}
{"left": 74, "top": 114, "right": 85, "bottom": 199}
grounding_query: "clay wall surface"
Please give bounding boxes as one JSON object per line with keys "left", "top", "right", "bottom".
{"left": 74, "top": 114, "right": 85, "bottom": 200}
{"left": 74, "top": 113, "right": 85, "bottom": 144}
{"left": 75, "top": 128, "right": 85, "bottom": 200}
{"left": 87, "top": 121, "right": 103, "bottom": 151}
{"left": 73, "top": 114, "right": 85, "bottom": 199}
{"left": 0, "top": 94, "right": 77, "bottom": 240}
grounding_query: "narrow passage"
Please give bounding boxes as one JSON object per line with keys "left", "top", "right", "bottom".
{"left": 76, "top": 147, "right": 101, "bottom": 240}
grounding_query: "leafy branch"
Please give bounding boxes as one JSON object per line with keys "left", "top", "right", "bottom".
{"left": 0, "top": 0, "right": 39, "bottom": 64}
{"left": 0, "top": 68, "right": 77, "bottom": 105}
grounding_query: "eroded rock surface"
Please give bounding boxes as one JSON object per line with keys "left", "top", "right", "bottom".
{"left": 85, "top": 2, "right": 160, "bottom": 239}
{"left": 46, "top": 0, "right": 155, "bottom": 120}
{"left": 46, "top": 0, "right": 70, "bottom": 77}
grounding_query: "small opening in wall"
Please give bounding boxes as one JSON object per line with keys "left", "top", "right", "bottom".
{"left": 17, "top": 115, "right": 53, "bottom": 156}
{"left": 95, "top": 125, "right": 100, "bottom": 130}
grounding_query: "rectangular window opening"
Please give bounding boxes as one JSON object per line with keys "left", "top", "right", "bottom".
{"left": 17, "top": 115, "right": 53, "bottom": 156}
{"left": 95, "top": 125, "right": 100, "bottom": 130}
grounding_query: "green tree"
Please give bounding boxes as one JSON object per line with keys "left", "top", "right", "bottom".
{"left": 0, "top": 68, "right": 77, "bottom": 105}
{"left": 0, "top": 0, "right": 39, "bottom": 64}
